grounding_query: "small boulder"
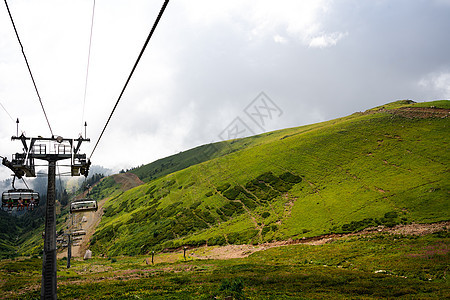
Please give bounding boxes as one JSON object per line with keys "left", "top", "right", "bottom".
{"left": 84, "top": 249, "right": 92, "bottom": 260}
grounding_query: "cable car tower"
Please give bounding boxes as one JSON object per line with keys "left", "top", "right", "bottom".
{"left": 2, "top": 131, "right": 90, "bottom": 300}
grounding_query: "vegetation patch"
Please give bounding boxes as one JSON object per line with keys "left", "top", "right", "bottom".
{"left": 333, "top": 211, "right": 404, "bottom": 233}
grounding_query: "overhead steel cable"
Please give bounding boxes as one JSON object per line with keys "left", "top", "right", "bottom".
{"left": 81, "top": 0, "right": 96, "bottom": 136}
{"left": 89, "top": 0, "right": 170, "bottom": 159}
{"left": 4, "top": 0, "right": 54, "bottom": 137}
{"left": 0, "top": 101, "right": 15, "bottom": 123}
{"left": 21, "top": 177, "right": 30, "bottom": 190}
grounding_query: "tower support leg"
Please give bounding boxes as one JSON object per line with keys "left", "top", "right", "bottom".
{"left": 41, "top": 160, "right": 57, "bottom": 300}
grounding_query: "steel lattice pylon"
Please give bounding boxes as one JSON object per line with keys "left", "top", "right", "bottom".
{"left": 2, "top": 135, "right": 90, "bottom": 300}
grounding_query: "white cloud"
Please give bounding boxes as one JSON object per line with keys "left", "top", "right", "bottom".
{"left": 0, "top": 0, "right": 449, "bottom": 181}
{"left": 308, "top": 32, "right": 348, "bottom": 48}
{"left": 181, "top": 0, "right": 346, "bottom": 48}
{"left": 273, "top": 34, "right": 288, "bottom": 44}
{"left": 418, "top": 71, "right": 450, "bottom": 98}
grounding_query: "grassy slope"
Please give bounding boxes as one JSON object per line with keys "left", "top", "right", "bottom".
{"left": 89, "top": 100, "right": 449, "bottom": 256}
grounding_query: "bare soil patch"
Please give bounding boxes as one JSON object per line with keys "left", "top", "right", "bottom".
{"left": 377, "top": 107, "right": 449, "bottom": 119}
{"left": 183, "top": 221, "right": 449, "bottom": 261}
{"left": 57, "top": 173, "right": 144, "bottom": 259}
{"left": 112, "top": 173, "right": 144, "bottom": 191}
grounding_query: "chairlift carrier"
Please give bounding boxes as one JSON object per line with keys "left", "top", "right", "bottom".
{"left": 1, "top": 188, "right": 39, "bottom": 209}
{"left": 71, "top": 229, "right": 87, "bottom": 236}
{"left": 70, "top": 199, "right": 98, "bottom": 213}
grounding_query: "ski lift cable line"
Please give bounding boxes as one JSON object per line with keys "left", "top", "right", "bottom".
{"left": 80, "top": 0, "right": 96, "bottom": 136}
{"left": 89, "top": 0, "right": 170, "bottom": 159}
{"left": 3, "top": 0, "right": 54, "bottom": 137}
{"left": 0, "top": 101, "right": 15, "bottom": 123}
{"left": 21, "top": 177, "right": 30, "bottom": 190}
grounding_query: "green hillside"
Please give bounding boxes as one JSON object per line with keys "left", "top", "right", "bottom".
{"left": 89, "top": 100, "right": 449, "bottom": 256}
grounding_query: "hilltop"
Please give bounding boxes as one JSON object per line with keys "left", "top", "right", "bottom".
{"left": 79, "top": 100, "right": 449, "bottom": 257}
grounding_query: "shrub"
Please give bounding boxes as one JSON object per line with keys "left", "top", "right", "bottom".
{"left": 217, "top": 183, "right": 231, "bottom": 192}
{"left": 261, "top": 212, "right": 271, "bottom": 218}
{"left": 219, "top": 201, "right": 244, "bottom": 217}
{"left": 190, "top": 201, "right": 202, "bottom": 209}
{"left": 227, "top": 230, "right": 258, "bottom": 244}
{"left": 261, "top": 226, "right": 272, "bottom": 235}
{"left": 209, "top": 235, "right": 226, "bottom": 246}
{"left": 384, "top": 211, "right": 398, "bottom": 219}
{"left": 239, "top": 195, "right": 257, "bottom": 209}
{"left": 222, "top": 186, "right": 242, "bottom": 200}
{"left": 279, "top": 172, "right": 302, "bottom": 184}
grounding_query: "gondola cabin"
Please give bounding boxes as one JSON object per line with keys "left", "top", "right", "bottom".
{"left": 70, "top": 199, "right": 98, "bottom": 213}
{"left": 1, "top": 189, "right": 39, "bottom": 210}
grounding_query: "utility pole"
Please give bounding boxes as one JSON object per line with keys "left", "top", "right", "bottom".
{"left": 2, "top": 134, "right": 90, "bottom": 300}
{"left": 66, "top": 232, "right": 72, "bottom": 269}
{"left": 67, "top": 211, "right": 75, "bottom": 269}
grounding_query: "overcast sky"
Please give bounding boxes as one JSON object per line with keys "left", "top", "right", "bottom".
{"left": 1, "top": 0, "right": 449, "bottom": 182}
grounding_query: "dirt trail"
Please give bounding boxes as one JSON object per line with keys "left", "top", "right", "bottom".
{"left": 187, "top": 221, "right": 449, "bottom": 261}
{"left": 365, "top": 106, "right": 450, "bottom": 119}
{"left": 389, "top": 107, "right": 449, "bottom": 119}
{"left": 57, "top": 173, "right": 144, "bottom": 258}
{"left": 112, "top": 173, "right": 144, "bottom": 191}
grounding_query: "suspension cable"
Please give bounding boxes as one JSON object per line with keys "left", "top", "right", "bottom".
{"left": 21, "top": 177, "right": 30, "bottom": 190}
{"left": 80, "top": 0, "right": 96, "bottom": 136}
{"left": 57, "top": 163, "right": 64, "bottom": 201}
{"left": 4, "top": 0, "right": 54, "bottom": 137}
{"left": 89, "top": 0, "right": 170, "bottom": 159}
{"left": 0, "top": 101, "right": 15, "bottom": 123}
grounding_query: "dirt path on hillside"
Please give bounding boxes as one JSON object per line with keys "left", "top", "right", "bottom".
{"left": 367, "top": 106, "right": 450, "bottom": 119}
{"left": 112, "top": 173, "right": 144, "bottom": 191}
{"left": 57, "top": 173, "right": 144, "bottom": 259}
{"left": 389, "top": 107, "right": 449, "bottom": 118}
{"left": 187, "top": 221, "right": 449, "bottom": 261}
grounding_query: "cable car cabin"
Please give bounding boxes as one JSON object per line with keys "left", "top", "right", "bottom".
{"left": 1, "top": 189, "right": 39, "bottom": 210}
{"left": 70, "top": 199, "right": 98, "bottom": 213}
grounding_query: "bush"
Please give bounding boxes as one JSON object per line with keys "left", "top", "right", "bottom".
{"left": 227, "top": 229, "right": 259, "bottom": 244}
{"left": 217, "top": 183, "right": 231, "bottom": 192}
{"left": 219, "top": 201, "right": 244, "bottom": 217}
{"left": 279, "top": 172, "right": 302, "bottom": 184}
{"left": 384, "top": 211, "right": 398, "bottom": 219}
{"left": 261, "top": 226, "right": 271, "bottom": 235}
{"left": 209, "top": 235, "right": 226, "bottom": 246}
{"left": 261, "top": 212, "right": 270, "bottom": 218}
{"left": 223, "top": 186, "right": 242, "bottom": 200}
{"left": 239, "top": 195, "right": 257, "bottom": 209}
